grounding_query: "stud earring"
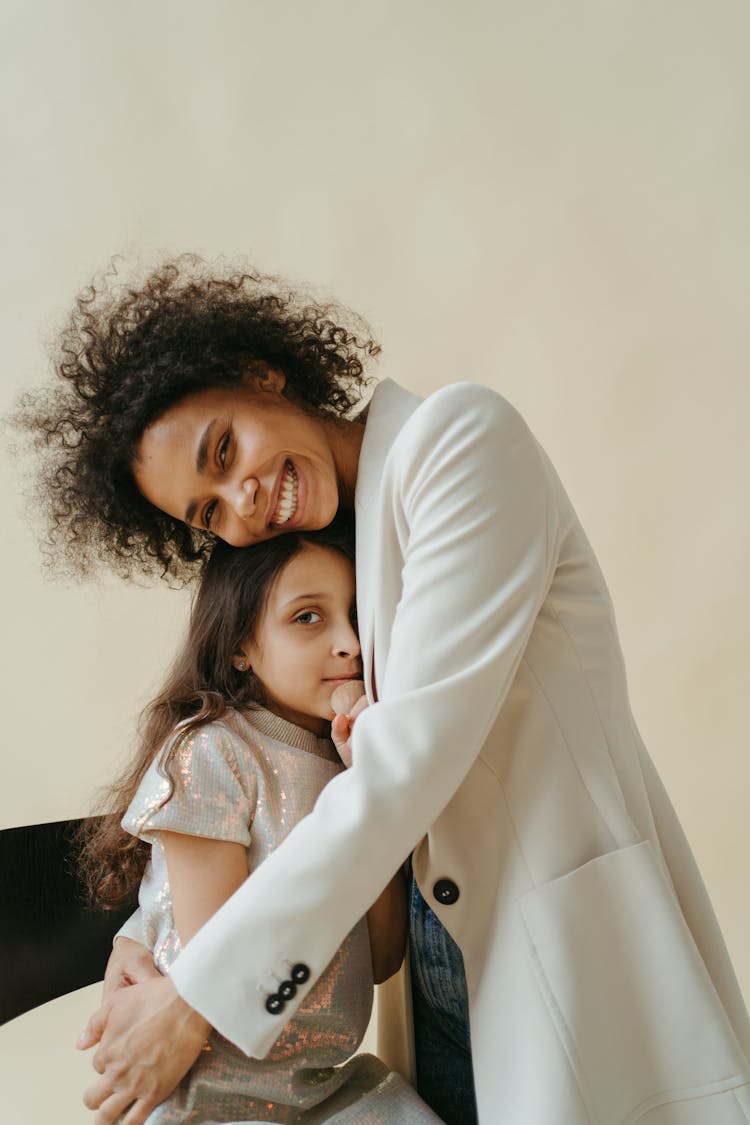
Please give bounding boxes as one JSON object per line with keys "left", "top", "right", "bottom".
{"left": 238, "top": 660, "right": 247, "bottom": 671}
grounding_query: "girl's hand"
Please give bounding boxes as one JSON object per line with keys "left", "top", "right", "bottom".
{"left": 77, "top": 937, "right": 161, "bottom": 1051}
{"left": 330, "top": 681, "right": 367, "bottom": 767}
{"left": 81, "top": 974, "right": 209, "bottom": 1125}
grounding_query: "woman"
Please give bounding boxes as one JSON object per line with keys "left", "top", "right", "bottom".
{"left": 20, "top": 258, "right": 750, "bottom": 1125}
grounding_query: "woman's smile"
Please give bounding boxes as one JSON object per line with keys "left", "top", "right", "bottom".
{"left": 131, "top": 374, "right": 360, "bottom": 547}
{"left": 269, "top": 460, "right": 302, "bottom": 528}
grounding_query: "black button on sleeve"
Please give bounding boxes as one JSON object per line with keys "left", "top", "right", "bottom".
{"left": 291, "top": 962, "right": 310, "bottom": 984}
{"left": 433, "top": 878, "right": 460, "bottom": 905}
{"left": 278, "top": 979, "right": 297, "bottom": 1000}
{"left": 265, "top": 993, "right": 285, "bottom": 1015}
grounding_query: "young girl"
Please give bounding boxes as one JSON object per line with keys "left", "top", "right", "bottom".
{"left": 81, "top": 522, "right": 441, "bottom": 1125}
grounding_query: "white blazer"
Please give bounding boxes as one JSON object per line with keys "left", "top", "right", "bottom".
{"left": 170, "top": 379, "right": 750, "bottom": 1124}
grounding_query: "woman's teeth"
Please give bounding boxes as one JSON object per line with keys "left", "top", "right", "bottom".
{"left": 272, "top": 462, "right": 298, "bottom": 525}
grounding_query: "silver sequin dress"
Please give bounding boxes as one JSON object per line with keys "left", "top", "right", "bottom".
{"left": 122, "top": 706, "right": 441, "bottom": 1125}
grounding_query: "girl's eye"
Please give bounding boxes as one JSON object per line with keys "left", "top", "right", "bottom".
{"left": 218, "top": 433, "right": 231, "bottom": 468}
{"left": 295, "top": 611, "right": 322, "bottom": 625}
{"left": 203, "top": 500, "right": 218, "bottom": 530}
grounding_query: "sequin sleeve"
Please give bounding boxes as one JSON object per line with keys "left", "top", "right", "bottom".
{"left": 122, "top": 721, "right": 257, "bottom": 846}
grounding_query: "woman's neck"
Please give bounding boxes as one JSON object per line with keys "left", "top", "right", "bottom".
{"left": 324, "top": 414, "right": 366, "bottom": 512}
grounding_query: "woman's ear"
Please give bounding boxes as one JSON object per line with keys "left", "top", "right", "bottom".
{"left": 242, "top": 360, "right": 286, "bottom": 395}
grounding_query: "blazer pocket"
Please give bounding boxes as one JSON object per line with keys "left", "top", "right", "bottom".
{"left": 520, "top": 841, "right": 749, "bottom": 1125}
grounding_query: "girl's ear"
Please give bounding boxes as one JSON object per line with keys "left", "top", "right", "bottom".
{"left": 242, "top": 361, "right": 286, "bottom": 395}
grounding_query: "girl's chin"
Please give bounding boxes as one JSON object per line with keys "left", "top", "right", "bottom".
{"left": 295, "top": 710, "right": 330, "bottom": 735}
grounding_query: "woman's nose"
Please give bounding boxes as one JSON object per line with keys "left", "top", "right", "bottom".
{"left": 227, "top": 476, "right": 258, "bottom": 521}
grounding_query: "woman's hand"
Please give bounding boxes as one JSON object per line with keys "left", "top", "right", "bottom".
{"left": 81, "top": 974, "right": 210, "bottom": 1125}
{"left": 77, "top": 937, "right": 161, "bottom": 1051}
{"left": 330, "top": 680, "right": 368, "bottom": 767}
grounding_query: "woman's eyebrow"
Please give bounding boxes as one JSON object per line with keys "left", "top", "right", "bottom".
{"left": 184, "top": 420, "right": 216, "bottom": 524}
{"left": 196, "top": 420, "right": 216, "bottom": 473}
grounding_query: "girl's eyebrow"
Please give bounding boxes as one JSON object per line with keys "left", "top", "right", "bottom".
{"left": 280, "top": 592, "right": 329, "bottom": 608}
{"left": 184, "top": 420, "right": 217, "bottom": 524}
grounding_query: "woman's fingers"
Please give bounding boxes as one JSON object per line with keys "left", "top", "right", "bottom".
{"left": 91, "top": 1088, "right": 149, "bottom": 1125}
{"left": 103, "top": 937, "right": 159, "bottom": 997}
{"left": 95, "top": 1097, "right": 135, "bottom": 1125}
{"left": 331, "top": 714, "right": 354, "bottom": 767}
{"left": 91, "top": 1036, "right": 111, "bottom": 1076}
{"left": 331, "top": 713, "right": 352, "bottom": 741}
{"left": 331, "top": 690, "right": 368, "bottom": 767}
{"left": 330, "top": 679, "right": 365, "bottom": 715}
{"left": 89, "top": 1082, "right": 159, "bottom": 1125}
{"left": 83, "top": 1072, "right": 119, "bottom": 1112}
{"left": 119, "top": 945, "right": 162, "bottom": 987}
{"left": 348, "top": 694, "right": 369, "bottom": 721}
{"left": 120, "top": 1098, "right": 158, "bottom": 1125}
{"left": 79, "top": 939, "right": 164, "bottom": 1051}
{"left": 77, "top": 997, "right": 112, "bottom": 1051}
{"left": 82, "top": 976, "right": 209, "bottom": 1120}
{"left": 85, "top": 1063, "right": 164, "bottom": 1125}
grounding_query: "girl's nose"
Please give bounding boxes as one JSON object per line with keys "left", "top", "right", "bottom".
{"left": 333, "top": 622, "right": 361, "bottom": 659}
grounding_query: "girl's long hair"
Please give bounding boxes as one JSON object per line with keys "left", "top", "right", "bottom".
{"left": 79, "top": 520, "right": 354, "bottom": 908}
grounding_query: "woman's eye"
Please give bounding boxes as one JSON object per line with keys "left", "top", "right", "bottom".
{"left": 295, "top": 611, "right": 322, "bottom": 625}
{"left": 203, "top": 500, "right": 217, "bottom": 530}
{"left": 218, "top": 433, "right": 231, "bottom": 468}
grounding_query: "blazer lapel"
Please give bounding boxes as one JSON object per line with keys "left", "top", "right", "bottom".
{"left": 354, "top": 379, "right": 424, "bottom": 701}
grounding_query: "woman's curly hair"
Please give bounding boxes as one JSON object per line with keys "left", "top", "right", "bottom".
{"left": 15, "top": 255, "right": 378, "bottom": 583}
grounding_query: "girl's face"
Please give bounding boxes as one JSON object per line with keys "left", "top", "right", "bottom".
{"left": 133, "top": 371, "right": 343, "bottom": 548}
{"left": 236, "top": 544, "right": 361, "bottom": 735}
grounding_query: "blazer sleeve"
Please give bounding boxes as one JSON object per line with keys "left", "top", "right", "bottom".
{"left": 170, "top": 382, "right": 562, "bottom": 1057}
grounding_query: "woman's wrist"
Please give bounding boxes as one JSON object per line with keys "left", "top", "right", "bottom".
{"left": 170, "top": 983, "right": 212, "bottom": 1044}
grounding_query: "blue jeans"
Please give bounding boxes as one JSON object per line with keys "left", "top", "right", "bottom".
{"left": 409, "top": 872, "right": 479, "bottom": 1125}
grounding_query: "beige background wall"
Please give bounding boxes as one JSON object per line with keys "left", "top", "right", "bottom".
{"left": 2, "top": 2, "right": 748, "bottom": 1121}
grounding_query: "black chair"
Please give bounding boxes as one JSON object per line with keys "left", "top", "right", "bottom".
{"left": 0, "top": 818, "right": 138, "bottom": 1025}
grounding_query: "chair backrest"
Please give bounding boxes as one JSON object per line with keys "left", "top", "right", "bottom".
{"left": 0, "top": 818, "right": 138, "bottom": 1024}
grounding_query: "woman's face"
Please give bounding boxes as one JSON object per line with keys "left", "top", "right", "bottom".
{"left": 237, "top": 544, "right": 361, "bottom": 735}
{"left": 133, "top": 373, "right": 342, "bottom": 547}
